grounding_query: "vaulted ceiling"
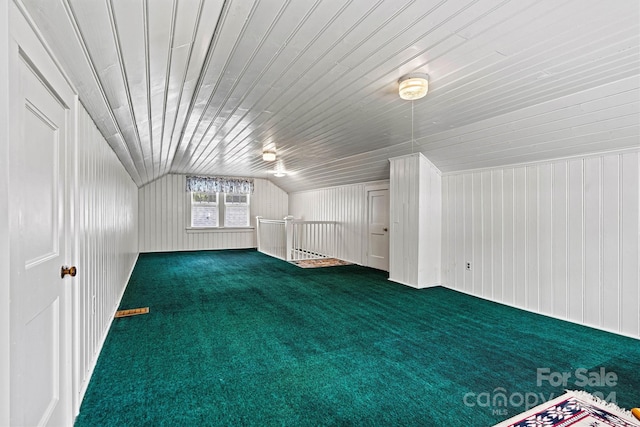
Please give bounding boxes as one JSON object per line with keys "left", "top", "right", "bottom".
{"left": 19, "top": 0, "right": 640, "bottom": 192}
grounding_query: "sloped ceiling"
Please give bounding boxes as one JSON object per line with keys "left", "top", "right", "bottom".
{"left": 19, "top": 0, "right": 640, "bottom": 192}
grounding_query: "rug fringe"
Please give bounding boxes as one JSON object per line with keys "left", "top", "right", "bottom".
{"left": 567, "top": 389, "right": 637, "bottom": 421}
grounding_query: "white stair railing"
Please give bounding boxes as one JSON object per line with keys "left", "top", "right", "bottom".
{"left": 255, "top": 217, "right": 287, "bottom": 260}
{"left": 256, "top": 216, "right": 337, "bottom": 261}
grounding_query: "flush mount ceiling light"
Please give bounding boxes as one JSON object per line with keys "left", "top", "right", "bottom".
{"left": 398, "top": 73, "right": 429, "bottom": 100}
{"left": 262, "top": 150, "right": 276, "bottom": 162}
{"left": 273, "top": 161, "right": 287, "bottom": 177}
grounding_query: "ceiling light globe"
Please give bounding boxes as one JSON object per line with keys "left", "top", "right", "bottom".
{"left": 262, "top": 151, "right": 276, "bottom": 162}
{"left": 273, "top": 172, "right": 286, "bottom": 177}
{"left": 398, "top": 74, "right": 429, "bottom": 100}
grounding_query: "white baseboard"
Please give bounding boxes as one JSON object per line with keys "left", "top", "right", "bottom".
{"left": 74, "top": 252, "right": 139, "bottom": 417}
{"left": 387, "top": 278, "right": 441, "bottom": 289}
{"left": 442, "top": 285, "right": 640, "bottom": 341}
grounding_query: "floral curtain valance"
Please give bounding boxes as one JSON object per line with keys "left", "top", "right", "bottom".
{"left": 186, "top": 176, "right": 254, "bottom": 195}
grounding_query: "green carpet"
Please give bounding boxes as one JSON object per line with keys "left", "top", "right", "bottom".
{"left": 75, "top": 249, "right": 640, "bottom": 426}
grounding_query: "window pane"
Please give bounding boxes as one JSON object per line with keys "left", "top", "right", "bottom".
{"left": 225, "top": 205, "right": 249, "bottom": 227}
{"left": 192, "top": 192, "right": 217, "bottom": 204}
{"left": 225, "top": 194, "right": 248, "bottom": 204}
{"left": 192, "top": 206, "right": 218, "bottom": 227}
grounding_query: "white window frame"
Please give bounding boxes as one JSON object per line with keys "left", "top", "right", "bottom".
{"left": 223, "top": 193, "right": 250, "bottom": 228}
{"left": 190, "top": 192, "right": 219, "bottom": 228}
{"left": 187, "top": 191, "right": 252, "bottom": 230}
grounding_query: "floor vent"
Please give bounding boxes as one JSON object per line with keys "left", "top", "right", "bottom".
{"left": 115, "top": 307, "right": 149, "bottom": 318}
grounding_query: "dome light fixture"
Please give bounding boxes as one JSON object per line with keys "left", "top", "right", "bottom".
{"left": 262, "top": 150, "right": 276, "bottom": 162}
{"left": 398, "top": 73, "right": 429, "bottom": 100}
{"left": 272, "top": 159, "right": 287, "bottom": 177}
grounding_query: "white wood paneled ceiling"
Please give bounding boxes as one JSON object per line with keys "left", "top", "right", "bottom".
{"left": 19, "top": 0, "right": 640, "bottom": 192}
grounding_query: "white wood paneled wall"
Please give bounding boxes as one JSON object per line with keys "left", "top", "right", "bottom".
{"left": 75, "top": 105, "right": 139, "bottom": 407}
{"left": 138, "top": 175, "right": 288, "bottom": 252}
{"left": 0, "top": 1, "right": 9, "bottom": 422}
{"left": 289, "top": 181, "right": 388, "bottom": 265}
{"left": 442, "top": 151, "right": 640, "bottom": 338}
{"left": 389, "top": 154, "right": 442, "bottom": 288}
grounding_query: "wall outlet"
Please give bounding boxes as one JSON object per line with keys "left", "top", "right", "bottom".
{"left": 466, "top": 262, "right": 471, "bottom": 271}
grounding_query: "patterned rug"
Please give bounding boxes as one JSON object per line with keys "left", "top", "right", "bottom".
{"left": 290, "top": 258, "right": 353, "bottom": 268}
{"left": 494, "top": 390, "right": 640, "bottom": 426}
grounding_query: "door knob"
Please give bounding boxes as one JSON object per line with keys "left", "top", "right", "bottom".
{"left": 61, "top": 266, "right": 77, "bottom": 278}
{"left": 383, "top": 227, "right": 388, "bottom": 232}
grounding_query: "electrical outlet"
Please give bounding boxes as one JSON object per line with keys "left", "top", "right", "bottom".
{"left": 466, "top": 262, "right": 471, "bottom": 271}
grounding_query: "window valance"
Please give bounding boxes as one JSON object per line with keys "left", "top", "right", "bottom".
{"left": 186, "top": 176, "right": 254, "bottom": 195}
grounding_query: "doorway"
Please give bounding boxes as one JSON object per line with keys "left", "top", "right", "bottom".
{"left": 365, "top": 185, "right": 389, "bottom": 271}
{"left": 9, "top": 5, "right": 76, "bottom": 425}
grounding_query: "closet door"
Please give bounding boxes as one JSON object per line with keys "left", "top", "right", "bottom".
{"left": 9, "top": 4, "right": 76, "bottom": 425}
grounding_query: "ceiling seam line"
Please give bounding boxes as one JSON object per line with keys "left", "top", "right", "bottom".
{"left": 143, "top": 0, "right": 154, "bottom": 182}
{"left": 164, "top": 0, "right": 206, "bottom": 175}
{"left": 60, "top": 0, "right": 143, "bottom": 184}
{"left": 158, "top": 0, "right": 179, "bottom": 178}
{"left": 168, "top": 0, "right": 232, "bottom": 172}
{"left": 107, "top": 0, "right": 151, "bottom": 183}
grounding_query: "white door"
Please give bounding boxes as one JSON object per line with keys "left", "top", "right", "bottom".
{"left": 9, "top": 43, "right": 73, "bottom": 427}
{"left": 367, "top": 189, "right": 390, "bottom": 271}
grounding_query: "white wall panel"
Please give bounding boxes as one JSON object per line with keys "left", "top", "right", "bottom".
{"left": 481, "top": 171, "right": 492, "bottom": 298}
{"left": 454, "top": 175, "right": 463, "bottom": 292}
{"left": 526, "top": 166, "right": 539, "bottom": 311}
{"left": 442, "top": 151, "right": 640, "bottom": 338}
{"left": 472, "top": 172, "right": 483, "bottom": 294}
{"left": 620, "top": 153, "right": 640, "bottom": 336}
{"left": 463, "top": 174, "right": 473, "bottom": 293}
{"left": 502, "top": 169, "right": 514, "bottom": 305}
{"left": 538, "top": 164, "right": 553, "bottom": 316}
{"left": 584, "top": 157, "right": 602, "bottom": 327}
{"left": 491, "top": 169, "right": 503, "bottom": 302}
{"left": 442, "top": 177, "right": 450, "bottom": 287}
{"left": 75, "top": 104, "right": 139, "bottom": 407}
{"left": 551, "top": 162, "right": 568, "bottom": 319}
{"left": 0, "top": 1, "right": 9, "bottom": 422}
{"left": 389, "top": 154, "right": 441, "bottom": 288}
{"left": 138, "top": 175, "right": 288, "bottom": 253}
{"left": 513, "top": 167, "right": 527, "bottom": 307}
{"left": 567, "top": 159, "right": 584, "bottom": 322}
{"left": 602, "top": 155, "right": 620, "bottom": 331}
{"left": 288, "top": 181, "right": 379, "bottom": 265}
{"left": 428, "top": 160, "right": 443, "bottom": 286}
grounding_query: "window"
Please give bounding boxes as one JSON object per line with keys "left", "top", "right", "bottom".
{"left": 190, "top": 192, "right": 250, "bottom": 228}
{"left": 224, "top": 193, "right": 250, "bottom": 227}
{"left": 191, "top": 192, "right": 218, "bottom": 227}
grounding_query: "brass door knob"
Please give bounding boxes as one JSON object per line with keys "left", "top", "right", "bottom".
{"left": 61, "top": 266, "right": 77, "bottom": 278}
